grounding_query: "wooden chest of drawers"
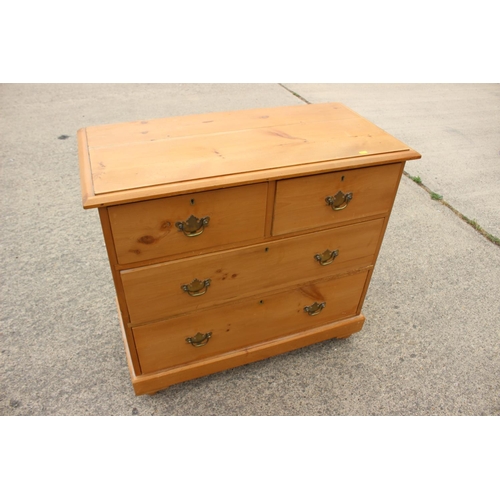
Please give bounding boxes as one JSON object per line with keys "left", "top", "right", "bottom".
{"left": 78, "top": 102, "right": 421, "bottom": 395}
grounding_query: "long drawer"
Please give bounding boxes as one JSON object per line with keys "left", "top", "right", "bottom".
{"left": 121, "top": 218, "right": 384, "bottom": 324}
{"left": 108, "top": 183, "right": 268, "bottom": 264}
{"left": 133, "top": 270, "right": 369, "bottom": 374}
{"left": 273, "top": 163, "right": 403, "bottom": 235}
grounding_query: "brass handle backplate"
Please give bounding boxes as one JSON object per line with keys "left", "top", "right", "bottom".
{"left": 325, "top": 191, "right": 353, "bottom": 211}
{"left": 186, "top": 332, "right": 212, "bottom": 347}
{"left": 175, "top": 215, "right": 210, "bottom": 237}
{"left": 314, "top": 249, "right": 339, "bottom": 266}
{"left": 181, "top": 278, "right": 211, "bottom": 297}
{"left": 304, "top": 302, "right": 326, "bottom": 316}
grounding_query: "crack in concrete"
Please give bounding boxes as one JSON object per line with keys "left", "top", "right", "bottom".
{"left": 278, "top": 83, "right": 311, "bottom": 104}
{"left": 403, "top": 171, "right": 500, "bottom": 248}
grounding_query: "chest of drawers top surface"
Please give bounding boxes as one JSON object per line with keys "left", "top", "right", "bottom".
{"left": 78, "top": 102, "right": 420, "bottom": 209}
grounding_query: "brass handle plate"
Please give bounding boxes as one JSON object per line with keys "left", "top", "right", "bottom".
{"left": 186, "top": 332, "right": 212, "bottom": 347}
{"left": 325, "top": 191, "right": 353, "bottom": 211}
{"left": 304, "top": 302, "right": 326, "bottom": 316}
{"left": 175, "top": 215, "right": 210, "bottom": 237}
{"left": 181, "top": 278, "right": 211, "bottom": 297}
{"left": 314, "top": 249, "right": 339, "bottom": 266}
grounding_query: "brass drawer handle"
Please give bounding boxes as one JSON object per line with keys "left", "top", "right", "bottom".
{"left": 314, "top": 249, "right": 339, "bottom": 266}
{"left": 325, "top": 191, "right": 353, "bottom": 211}
{"left": 304, "top": 302, "right": 326, "bottom": 316}
{"left": 186, "top": 332, "right": 212, "bottom": 347}
{"left": 175, "top": 215, "right": 210, "bottom": 237}
{"left": 181, "top": 278, "right": 211, "bottom": 297}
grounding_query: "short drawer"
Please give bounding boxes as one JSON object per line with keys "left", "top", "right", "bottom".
{"left": 273, "top": 163, "right": 403, "bottom": 236}
{"left": 108, "top": 183, "right": 268, "bottom": 264}
{"left": 121, "top": 218, "right": 384, "bottom": 324}
{"left": 133, "top": 270, "right": 369, "bottom": 374}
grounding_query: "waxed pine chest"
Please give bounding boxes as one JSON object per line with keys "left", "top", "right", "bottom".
{"left": 78, "top": 103, "right": 421, "bottom": 395}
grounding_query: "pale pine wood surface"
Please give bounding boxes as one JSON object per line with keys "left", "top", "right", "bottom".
{"left": 133, "top": 271, "right": 369, "bottom": 374}
{"left": 273, "top": 162, "right": 404, "bottom": 235}
{"left": 85, "top": 103, "right": 350, "bottom": 147}
{"left": 77, "top": 128, "right": 94, "bottom": 207}
{"left": 82, "top": 152, "right": 420, "bottom": 209}
{"left": 121, "top": 218, "right": 384, "bottom": 324}
{"left": 89, "top": 120, "right": 408, "bottom": 195}
{"left": 129, "top": 315, "right": 366, "bottom": 395}
{"left": 108, "top": 183, "right": 267, "bottom": 264}
{"left": 98, "top": 208, "right": 142, "bottom": 374}
{"left": 79, "top": 103, "right": 420, "bottom": 208}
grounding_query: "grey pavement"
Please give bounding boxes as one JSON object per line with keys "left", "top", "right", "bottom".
{"left": 1, "top": 83, "right": 499, "bottom": 416}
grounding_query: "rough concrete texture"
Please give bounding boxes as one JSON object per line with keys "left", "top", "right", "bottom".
{"left": 1, "top": 84, "right": 499, "bottom": 415}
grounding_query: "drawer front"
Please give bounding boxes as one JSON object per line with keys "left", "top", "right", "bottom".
{"left": 273, "top": 163, "right": 403, "bottom": 236}
{"left": 133, "top": 270, "right": 369, "bottom": 374}
{"left": 122, "top": 218, "right": 384, "bottom": 324}
{"left": 109, "top": 183, "right": 268, "bottom": 264}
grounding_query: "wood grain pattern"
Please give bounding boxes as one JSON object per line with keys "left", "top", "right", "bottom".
{"left": 273, "top": 162, "right": 404, "bottom": 235}
{"left": 79, "top": 103, "right": 420, "bottom": 208}
{"left": 128, "top": 314, "right": 366, "bottom": 395}
{"left": 85, "top": 102, "right": 343, "bottom": 148}
{"left": 77, "top": 128, "right": 94, "bottom": 207}
{"left": 121, "top": 218, "right": 383, "bottom": 324}
{"left": 108, "top": 183, "right": 268, "bottom": 264}
{"left": 89, "top": 119, "right": 409, "bottom": 196}
{"left": 133, "top": 271, "right": 369, "bottom": 374}
{"left": 98, "top": 208, "right": 142, "bottom": 375}
{"left": 82, "top": 152, "right": 419, "bottom": 209}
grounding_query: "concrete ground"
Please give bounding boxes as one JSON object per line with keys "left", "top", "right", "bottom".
{"left": 1, "top": 83, "right": 499, "bottom": 416}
